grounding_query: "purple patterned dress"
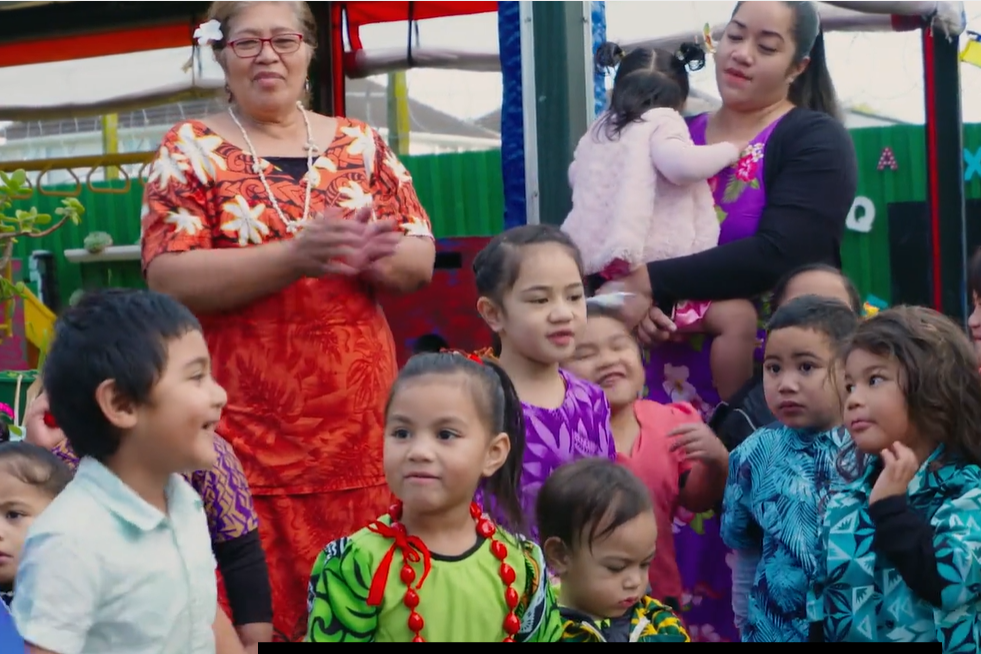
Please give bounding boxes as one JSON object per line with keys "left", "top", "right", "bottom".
{"left": 487, "top": 368, "right": 615, "bottom": 538}
{"left": 642, "top": 113, "right": 784, "bottom": 643}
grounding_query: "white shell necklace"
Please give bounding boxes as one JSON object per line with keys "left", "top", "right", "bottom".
{"left": 228, "top": 100, "right": 318, "bottom": 234}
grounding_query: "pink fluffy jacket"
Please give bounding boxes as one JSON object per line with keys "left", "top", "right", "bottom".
{"left": 562, "top": 108, "right": 741, "bottom": 277}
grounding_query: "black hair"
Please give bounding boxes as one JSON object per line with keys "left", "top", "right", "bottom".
{"left": 732, "top": 1, "right": 840, "bottom": 119}
{"left": 43, "top": 289, "right": 203, "bottom": 462}
{"left": 537, "top": 457, "right": 652, "bottom": 551}
{"left": 474, "top": 224, "right": 584, "bottom": 356}
{"left": 771, "top": 264, "right": 862, "bottom": 314}
{"left": 766, "top": 294, "right": 860, "bottom": 345}
{"left": 0, "top": 441, "right": 72, "bottom": 499}
{"left": 385, "top": 352, "right": 526, "bottom": 532}
{"left": 594, "top": 40, "right": 705, "bottom": 140}
{"left": 412, "top": 333, "right": 449, "bottom": 355}
{"left": 968, "top": 247, "right": 981, "bottom": 299}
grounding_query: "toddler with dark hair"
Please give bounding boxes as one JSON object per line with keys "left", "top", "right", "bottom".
{"left": 11, "top": 289, "right": 245, "bottom": 654}
{"left": 0, "top": 442, "right": 72, "bottom": 611}
{"left": 538, "top": 457, "right": 690, "bottom": 643}
{"left": 563, "top": 40, "right": 757, "bottom": 401}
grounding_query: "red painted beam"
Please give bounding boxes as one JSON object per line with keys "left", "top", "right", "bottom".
{"left": 0, "top": 23, "right": 191, "bottom": 67}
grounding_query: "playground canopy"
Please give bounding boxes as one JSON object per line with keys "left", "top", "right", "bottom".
{"left": 0, "top": 1, "right": 968, "bottom": 121}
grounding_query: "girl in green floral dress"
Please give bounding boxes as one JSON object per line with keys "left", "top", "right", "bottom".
{"left": 305, "top": 353, "right": 562, "bottom": 642}
{"left": 810, "top": 307, "right": 981, "bottom": 649}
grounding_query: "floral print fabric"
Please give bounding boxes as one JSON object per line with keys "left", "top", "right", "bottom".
{"left": 140, "top": 116, "right": 432, "bottom": 640}
{"left": 641, "top": 113, "right": 785, "bottom": 642}
{"left": 721, "top": 424, "right": 850, "bottom": 642}
{"left": 484, "top": 369, "right": 614, "bottom": 540}
{"left": 141, "top": 117, "right": 432, "bottom": 496}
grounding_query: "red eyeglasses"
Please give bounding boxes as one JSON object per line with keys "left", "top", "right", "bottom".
{"left": 227, "top": 33, "right": 304, "bottom": 58}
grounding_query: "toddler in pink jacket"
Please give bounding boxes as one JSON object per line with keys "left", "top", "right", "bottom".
{"left": 562, "top": 41, "right": 758, "bottom": 401}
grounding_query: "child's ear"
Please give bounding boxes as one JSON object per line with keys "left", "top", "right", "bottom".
{"left": 94, "top": 379, "right": 139, "bottom": 430}
{"left": 542, "top": 537, "right": 572, "bottom": 575}
{"left": 482, "top": 431, "right": 510, "bottom": 478}
{"left": 477, "top": 296, "right": 505, "bottom": 335}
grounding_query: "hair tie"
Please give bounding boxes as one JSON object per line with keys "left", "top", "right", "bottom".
{"left": 440, "top": 348, "right": 487, "bottom": 366}
{"left": 675, "top": 42, "right": 707, "bottom": 73}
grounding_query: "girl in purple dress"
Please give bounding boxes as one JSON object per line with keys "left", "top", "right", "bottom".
{"left": 474, "top": 225, "right": 615, "bottom": 537}
{"left": 593, "top": 1, "right": 857, "bottom": 642}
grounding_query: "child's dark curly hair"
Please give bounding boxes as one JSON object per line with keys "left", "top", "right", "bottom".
{"left": 840, "top": 306, "right": 981, "bottom": 474}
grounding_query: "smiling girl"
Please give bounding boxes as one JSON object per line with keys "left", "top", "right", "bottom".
{"left": 565, "top": 304, "right": 728, "bottom": 611}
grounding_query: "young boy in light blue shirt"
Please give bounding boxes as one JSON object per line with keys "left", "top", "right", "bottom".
{"left": 11, "top": 289, "right": 244, "bottom": 654}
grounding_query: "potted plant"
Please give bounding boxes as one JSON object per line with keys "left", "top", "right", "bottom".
{"left": 0, "top": 169, "right": 84, "bottom": 329}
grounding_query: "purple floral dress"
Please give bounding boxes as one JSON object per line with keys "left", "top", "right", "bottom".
{"left": 642, "top": 113, "right": 784, "bottom": 643}
{"left": 486, "top": 368, "right": 615, "bottom": 538}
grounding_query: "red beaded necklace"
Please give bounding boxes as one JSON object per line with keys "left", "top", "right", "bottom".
{"left": 365, "top": 501, "right": 521, "bottom": 642}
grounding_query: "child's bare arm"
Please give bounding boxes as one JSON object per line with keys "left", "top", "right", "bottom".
{"left": 26, "top": 645, "right": 59, "bottom": 654}
{"left": 214, "top": 607, "right": 247, "bottom": 654}
{"left": 669, "top": 422, "right": 729, "bottom": 512}
{"left": 650, "top": 136, "right": 743, "bottom": 187}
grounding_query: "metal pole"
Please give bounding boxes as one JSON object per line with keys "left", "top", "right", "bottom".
{"left": 100, "top": 114, "right": 119, "bottom": 181}
{"left": 386, "top": 71, "right": 411, "bottom": 155}
{"left": 922, "top": 25, "right": 966, "bottom": 320}
{"left": 531, "top": 1, "right": 591, "bottom": 226}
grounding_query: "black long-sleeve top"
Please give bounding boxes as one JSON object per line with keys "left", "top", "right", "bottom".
{"left": 645, "top": 107, "right": 858, "bottom": 306}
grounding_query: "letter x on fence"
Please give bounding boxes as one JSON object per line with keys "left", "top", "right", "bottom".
{"left": 965, "top": 148, "right": 981, "bottom": 181}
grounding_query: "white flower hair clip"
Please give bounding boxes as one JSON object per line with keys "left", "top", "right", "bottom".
{"left": 194, "top": 19, "right": 224, "bottom": 47}
{"left": 183, "top": 19, "right": 223, "bottom": 74}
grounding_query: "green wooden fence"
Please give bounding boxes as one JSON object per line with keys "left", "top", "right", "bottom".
{"left": 844, "top": 123, "right": 981, "bottom": 304}
{"left": 6, "top": 148, "right": 506, "bottom": 298}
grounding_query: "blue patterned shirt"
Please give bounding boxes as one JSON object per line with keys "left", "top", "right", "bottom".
{"left": 721, "top": 424, "right": 850, "bottom": 643}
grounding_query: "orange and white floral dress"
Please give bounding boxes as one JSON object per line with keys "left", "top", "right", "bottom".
{"left": 141, "top": 116, "right": 433, "bottom": 641}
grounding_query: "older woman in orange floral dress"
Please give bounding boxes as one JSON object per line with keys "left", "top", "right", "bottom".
{"left": 140, "top": 1, "right": 435, "bottom": 642}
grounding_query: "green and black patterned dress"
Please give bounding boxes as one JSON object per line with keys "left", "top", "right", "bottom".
{"left": 559, "top": 596, "right": 691, "bottom": 643}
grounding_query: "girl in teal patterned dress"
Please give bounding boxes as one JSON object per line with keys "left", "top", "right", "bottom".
{"left": 809, "top": 307, "right": 981, "bottom": 649}
{"left": 306, "top": 353, "right": 562, "bottom": 642}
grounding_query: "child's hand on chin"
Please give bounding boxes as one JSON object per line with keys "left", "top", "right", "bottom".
{"left": 870, "top": 442, "right": 919, "bottom": 505}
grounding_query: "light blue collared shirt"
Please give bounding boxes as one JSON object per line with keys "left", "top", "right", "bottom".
{"left": 12, "top": 457, "right": 217, "bottom": 654}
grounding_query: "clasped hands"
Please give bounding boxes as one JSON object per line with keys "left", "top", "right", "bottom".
{"left": 289, "top": 206, "right": 401, "bottom": 279}
{"left": 594, "top": 265, "right": 678, "bottom": 347}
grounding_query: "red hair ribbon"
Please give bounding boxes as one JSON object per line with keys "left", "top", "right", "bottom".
{"left": 439, "top": 348, "right": 486, "bottom": 366}
{"left": 365, "top": 519, "right": 432, "bottom": 607}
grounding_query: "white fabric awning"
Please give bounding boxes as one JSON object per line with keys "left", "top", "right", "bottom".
{"left": 0, "top": 1, "right": 967, "bottom": 122}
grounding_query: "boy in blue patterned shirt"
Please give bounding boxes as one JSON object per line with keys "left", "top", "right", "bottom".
{"left": 721, "top": 295, "right": 858, "bottom": 643}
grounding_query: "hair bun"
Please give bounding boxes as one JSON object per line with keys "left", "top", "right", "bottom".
{"left": 595, "top": 41, "right": 626, "bottom": 70}
{"left": 675, "top": 42, "right": 706, "bottom": 73}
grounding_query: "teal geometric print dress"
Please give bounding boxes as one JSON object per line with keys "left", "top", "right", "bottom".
{"left": 808, "top": 446, "right": 981, "bottom": 649}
